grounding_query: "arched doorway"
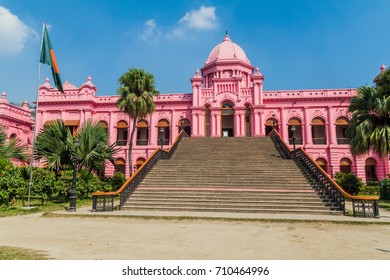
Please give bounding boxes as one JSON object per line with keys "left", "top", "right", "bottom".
{"left": 178, "top": 118, "right": 191, "bottom": 136}
{"left": 245, "top": 105, "right": 251, "bottom": 137}
{"left": 114, "top": 158, "right": 126, "bottom": 175}
{"left": 136, "top": 157, "right": 146, "bottom": 170}
{"left": 315, "top": 158, "right": 328, "bottom": 172}
{"left": 340, "top": 158, "right": 352, "bottom": 173}
{"left": 365, "top": 158, "right": 377, "bottom": 182}
{"left": 205, "top": 106, "right": 211, "bottom": 137}
{"left": 221, "top": 102, "right": 234, "bottom": 137}
{"left": 265, "top": 117, "right": 278, "bottom": 135}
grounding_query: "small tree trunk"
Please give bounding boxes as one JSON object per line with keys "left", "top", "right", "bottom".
{"left": 128, "top": 117, "right": 137, "bottom": 176}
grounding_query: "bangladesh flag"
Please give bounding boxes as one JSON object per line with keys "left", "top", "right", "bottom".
{"left": 40, "top": 25, "right": 64, "bottom": 93}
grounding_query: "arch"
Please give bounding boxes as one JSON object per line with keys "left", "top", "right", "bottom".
{"left": 157, "top": 119, "right": 170, "bottom": 145}
{"left": 311, "top": 117, "right": 326, "bottom": 144}
{"left": 265, "top": 117, "right": 278, "bottom": 135}
{"left": 114, "top": 158, "right": 126, "bottom": 175}
{"left": 178, "top": 118, "right": 191, "bottom": 136}
{"left": 221, "top": 102, "right": 234, "bottom": 137}
{"left": 336, "top": 117, "right": 350, "bottom": 144}
{"left": 288, "top": 117, "right": 303, "bottom": 145}
{"left": 340, "top": 158, "right": 352, "bottom": 173}
{"left": 98, "top": 120, "right": 108, "bottom": 128}
{"left": 365, "top": 158, "right": 377, "bottom": 182}
{"left": 205, "top": 106, "right": 211, "bottom": 137}
{"left": 136, "top": 119, "right": 149, "bottom": 146}
{"left": 116, "top": 120, "right": 128, "bottom": 146}
{"left": 136, "top": 157, "right": 146, "bottom": 170}
{"left": 245, "top": 105, "right": 251, "bottom": 137}
{"left": 315, "top": 158, "right": 327, "bottom": 172}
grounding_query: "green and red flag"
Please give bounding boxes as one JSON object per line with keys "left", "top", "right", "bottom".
{"left": 40, "top": 25, "right": 64, "bottom": 93}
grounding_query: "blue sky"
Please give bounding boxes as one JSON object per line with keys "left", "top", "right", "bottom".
{"left": 0, "top": 0, "right": 389, "bottom": 104}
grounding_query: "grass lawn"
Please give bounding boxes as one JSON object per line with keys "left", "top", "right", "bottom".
{"left": 0, "top": 197, "right": 92, "bottom": 217}
{"left": 0, "top": 246, "right": 51, "bottom": 260}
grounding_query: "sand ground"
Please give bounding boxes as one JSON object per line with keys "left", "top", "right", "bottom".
{"left": 1, "top": 210, "right": 390, "bottom": 260}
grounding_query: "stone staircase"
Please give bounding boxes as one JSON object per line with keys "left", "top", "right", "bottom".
{"left": 122, "top": 137, "right": 342, "bottom": 215}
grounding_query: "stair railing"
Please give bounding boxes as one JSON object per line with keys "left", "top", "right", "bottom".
{"left": 92, "top": 130, "right": 189, "bottom": 211}
{"left": 269, "top": 129, "right": 380, "bottom": 218}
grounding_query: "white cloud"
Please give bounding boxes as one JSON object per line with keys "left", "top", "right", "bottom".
{"left": 179, "top": 5, "right": 218, "bottom": 30}
{"left": 140, "top": 19, "right": 162, "bottom": 42}
{"left": 0, "top": 6, "right": 34, "bottom": 55}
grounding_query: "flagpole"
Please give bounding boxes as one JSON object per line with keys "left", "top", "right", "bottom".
{"left": 27, "top": 22, "right": 45, "bottom": 208}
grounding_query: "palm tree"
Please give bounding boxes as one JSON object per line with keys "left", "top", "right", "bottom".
{"left": 346, "top": 84, "right": 390, "bottom": 157}
{"left": 0, "top": 126, "right": 27, "bottom": 162}
{"left": 116, "top": 68, "right": 159, "bottom": 176}
{"left": 35, "top": 119, "right": 117, "bottom": 176}
{"left": 35, "top": 119, "right": 73, "bottom": 175}
{"left": 76, "top": 120, "right": 117, "bottom": 172}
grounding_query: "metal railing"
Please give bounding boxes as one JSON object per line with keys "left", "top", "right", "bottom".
{"left": 92, "top": 131, "right": 189, "bottom": 211}
{"left": 269, "top": 129, "right": 380, "bottom": 218}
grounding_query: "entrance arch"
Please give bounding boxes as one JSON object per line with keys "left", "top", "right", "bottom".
{"left": 221, "top": 102, "right": 234, "bottom": 137}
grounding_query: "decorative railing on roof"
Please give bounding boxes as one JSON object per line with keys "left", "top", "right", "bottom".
{"left": 91, "top": 130, "right": 189, "bottom": 211}
{"left": 263, "top": 89, "right": 357, "bottom": 100}
{"left": 268, "top": 129, "right": 380, "bottom": 218}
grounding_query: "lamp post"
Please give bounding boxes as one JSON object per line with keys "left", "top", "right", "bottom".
{"left": 69, "top": 138, "right": 80, "bottom": 212}
{"left": 159, "top": 127, "right": 164, "bottom": 149}
{"left": 290, "top": 125, "right": 296, "bottom": 150}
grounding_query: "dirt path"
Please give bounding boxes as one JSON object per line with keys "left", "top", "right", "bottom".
{"left": 1, "top": 213, "right": 390, "bottom": 260}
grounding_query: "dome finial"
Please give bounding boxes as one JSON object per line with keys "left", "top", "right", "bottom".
{"left": 226, "top": 30, "right": 228, "bottom": 36}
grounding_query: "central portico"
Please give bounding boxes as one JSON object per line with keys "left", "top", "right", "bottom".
{"left": 190, "top": 33, "right": 265, "bottom": 138}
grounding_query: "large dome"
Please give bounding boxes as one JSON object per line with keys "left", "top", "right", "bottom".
{"left": 205, "top": 34, "right": 250, "bottom": 64}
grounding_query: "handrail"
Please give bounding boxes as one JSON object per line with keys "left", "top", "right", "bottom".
{"left": 92, "top": 130, "right": 189, "bottom": 211}
{"left": 269, "top": 130, "right": 379, "bottom": 217}
{"left": 268, "top": 129, "right": 291, "bottom": 158}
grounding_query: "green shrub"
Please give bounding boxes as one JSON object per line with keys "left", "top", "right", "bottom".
{"left": 0, "top": 164, "right": 25, "bottom": 206}
{"left": 109, "top": 172, "right": 126, "bottom": 191}
{"left": 334, "top": 172, "right": 363, "bottom": 195}
{"left": 20, "top": 167, "right": 56, "bottom": 199}
{"left": 359, "top": 185, "right": 380, "bottom": 195}
{"left": 381, "top": 178, "right": 390, "bottom": 199}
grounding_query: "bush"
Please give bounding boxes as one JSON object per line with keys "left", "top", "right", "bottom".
{"left": 0, "top": 163, "right": 26, "bottom": 206}
{"left": 334, "top": 172, "right": 363, "bottom": 195}
{"left": 359, "top": 185, "right": 380, "bottom": 195}
{"left": 109, "top": 172, "right": 126, "bottom": 191}
{"left": 20, "top": 167, "right": 56, "bottom": 199}
{"left": 381, "top": 178, "right": 390, "bottom": 199}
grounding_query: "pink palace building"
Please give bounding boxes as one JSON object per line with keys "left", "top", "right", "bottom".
{"left": 4, "top": 34, "right": 389, "bottom": 181}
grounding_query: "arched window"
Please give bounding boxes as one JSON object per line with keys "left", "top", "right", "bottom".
{"left": 340, "top": 158, "right": 352, "bottom": 174}
{"left": 114, "top": 158, "right": 126, "bottom": 175}
{"left": 98, "top": 120, "right": 109, "bottom": 136}
{"left": 265, "top": 117, "right": 278, "bottom": 136}
{"left": 221, "top": 102, "right": 234, "bottom": 137}
{"left": 10, "top": 133, "right": 17, "bottom": 139}
{"left": 311, "top": 117, "right": 326, "bottom": 144}
{"left": 335, "top": 117, "right": 350, "bottom": 144}
{"left": 205, "top": 106, "right": 211, "bottom": 137}
{"left": 64, "top": 120, "right": 80, "bottom": 137}
{"left": 315, "top": 158, "right": 327, "bottom": 172}
{"left": 136, "top": 119, "right": 149, "bottom": 146}
{"left": 288, "top": 118, "right": 303, "bottom": 145}
{"left": 365, "top": 158, "right": 377, "bottom": 182}
{"left": 178, "top": 118, "right": 191, "bottom": 136}
{"left": 136, "top": 157, "right": 146, "bottom": 170}
{"left": 157, "top": 119, "right": 170, "bottom": 145}
{"left": 116, "top": 120, "right": 128, "bottom": 146}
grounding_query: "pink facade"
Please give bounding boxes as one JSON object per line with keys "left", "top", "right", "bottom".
{"left": 28, "top": 34, "right": 389, "bottom": 181}
{"left": 0, "top": 91, "right": 34, "bottom": 164}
